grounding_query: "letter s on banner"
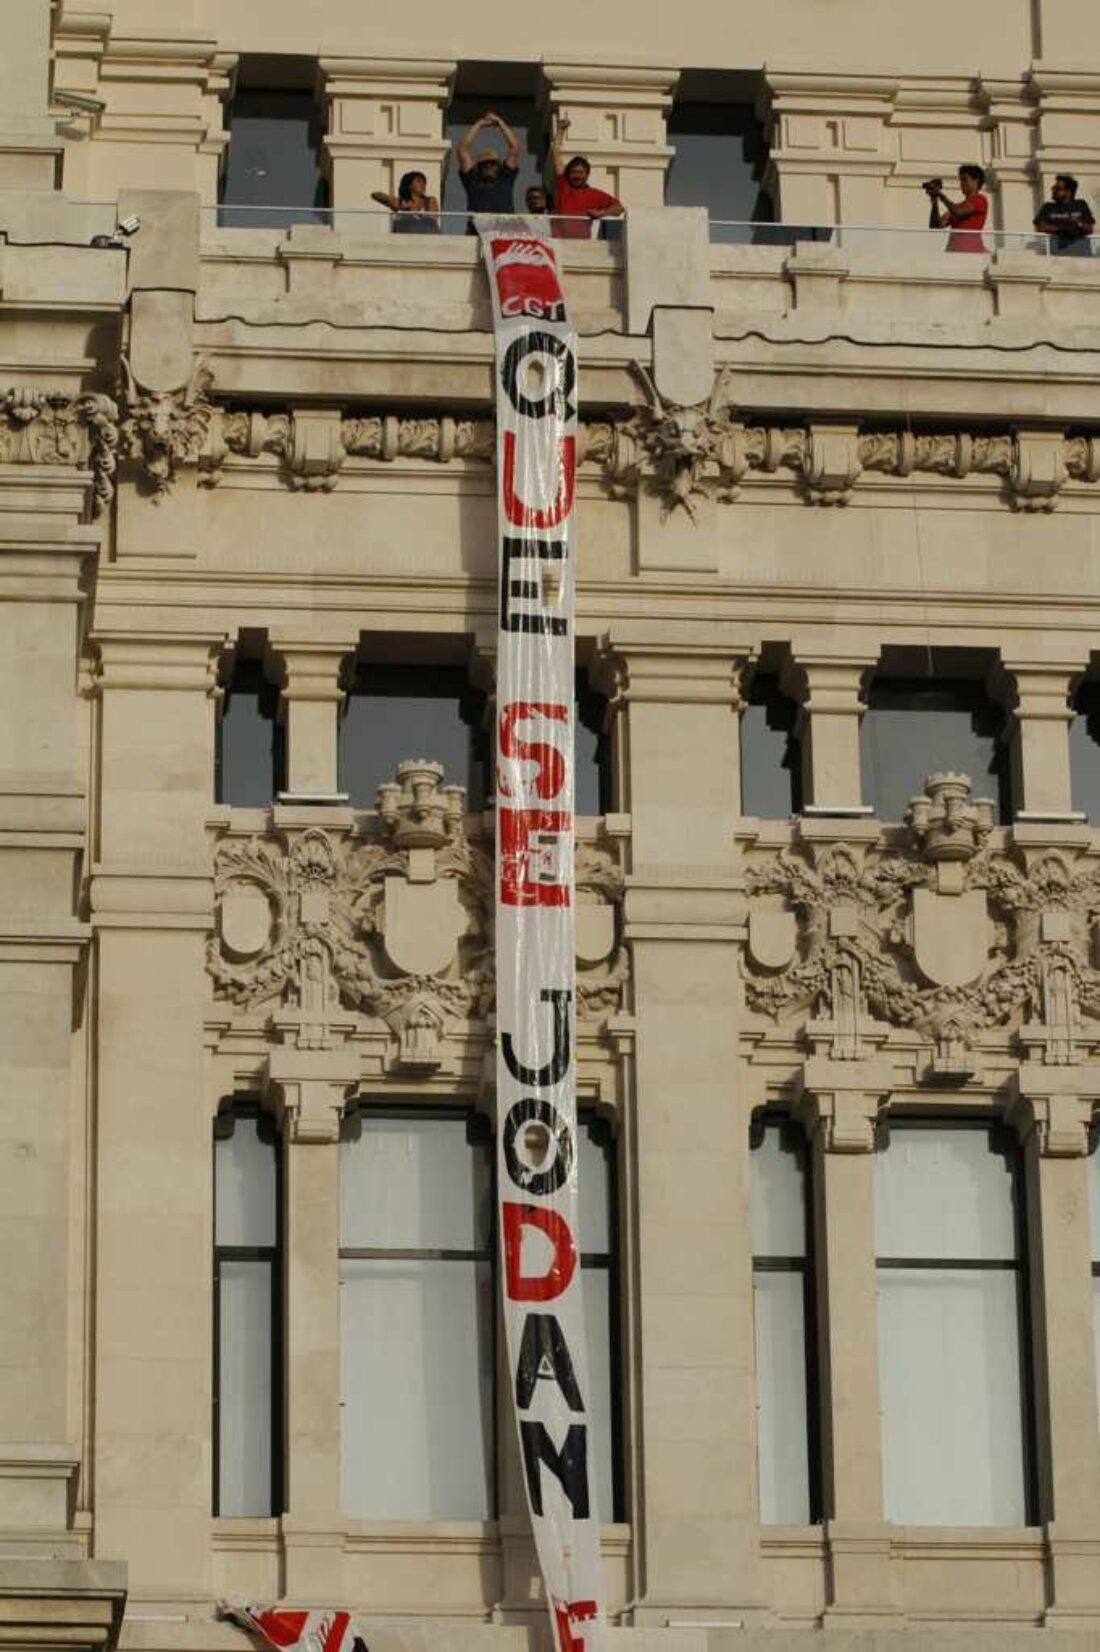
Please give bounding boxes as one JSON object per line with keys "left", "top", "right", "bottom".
{"left": 480, "top": 220, "right": 604, "bottom": 1652}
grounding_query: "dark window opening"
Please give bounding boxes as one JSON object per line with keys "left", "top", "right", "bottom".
{"left": 213, "top": 1102, "right": 283, "bottom": 1517}
{"left": 339, "top": 1106, "right": 495, "bottom": 1518}
{"left": 579, "top": 1110, "right": 624, "bottom": 1522}
{"left": 667, "top": 73, "right": 770, "bottom": 241}
{"left": 740, "top": 671, "right": 801, "bottom": 818}
{"left": 220, "top": 55, "right": 327, "bottom": 228}
{"left": 861, "top": 657, "right": 1009, "bottom": 822}
{"left": 750, "top": 1110, "right": 822, "bottom": 1524}
{"left": 339, "top": 663, "right": 487, "bottom": 811}
{"left": 874, "top": 1117, "right": 1036, "bottom": 1526}
{"left": 443, "top": 67, "right": 544, "bottom": 235}
{"left": 576, "top": 672, "right": 612, "bottom": 815}
{"left": 1070, "top": 676, "right": 1100, "bottom": 823}
{"left": 215, "top": 654, "right": 285, "bottom": 808}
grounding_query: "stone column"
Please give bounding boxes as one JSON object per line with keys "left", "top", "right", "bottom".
{"left": 1013, "top": 1082, "right": 1100, "bottom": 1625}
{"left": 1029, "top": 69, "right": 1100, "bottom": 209}
{"left": 268, "top": 1050, "right": 359, "bottom": 1600}
{"left": 0, "top": 503, "right": 94, "bottom": 1548}
{"left": 599, "top": 622, "right": 760, "bottom": 1621}
{"left": 759, "top": 72, "right": 897, "bottom": 229}
{"left": 268, "top": 640, "right": 350, "bottom": 801}
{"left": 1003, "top": 658, "right": 1087, "bottom": 823}
{"left": 542, "top": 64, "right": 678, "bottom": 209}
{"left": 0, "top": 0, "right": 62, "bottom": 187}
{"left": 318, "top": 58, "right": 455, "bottom": 219}
{"left": 90, "top": 634, "right": 223, "bottom": 1602}
{"left": 799, "top": 1069, "right": 897, "bottom": 1626}
{"left": 786, "top": 647, "right": 875, "bottom": 816}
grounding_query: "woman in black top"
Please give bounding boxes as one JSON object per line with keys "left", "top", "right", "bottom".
{"left": 371, "top": 170, "right": 440, "bottom": 235}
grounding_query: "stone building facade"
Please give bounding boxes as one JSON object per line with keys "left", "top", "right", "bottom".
{"left": 6, "top": 1, "right": 1100, "bottom": 1649}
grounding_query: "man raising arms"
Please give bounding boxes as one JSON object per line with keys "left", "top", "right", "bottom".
{"left": 550, "top": 114, "right": 624, "bottom": 239}
{"left": 455, "top": 110, "right": 520, "bottom": 229}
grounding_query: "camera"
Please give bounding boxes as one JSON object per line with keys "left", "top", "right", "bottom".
{"left": 922, "top": 177, "right": 943, "bottom": 194}
{"left": 90, "top": 215, "right": 141, "bottom": 250}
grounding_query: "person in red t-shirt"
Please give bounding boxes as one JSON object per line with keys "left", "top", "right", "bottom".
{"left": 924, "top": 164, "right": 989, "bottom": 253}
{"left": 549, "top": 114, "right": 625, "bottom": 240}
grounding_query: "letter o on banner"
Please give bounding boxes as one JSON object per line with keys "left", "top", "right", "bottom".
{"left": 501, "top": 332, "right": 577, "bottom": 422}
{"left": 504, "top": 1097, "right": 575, "bottom": 1197}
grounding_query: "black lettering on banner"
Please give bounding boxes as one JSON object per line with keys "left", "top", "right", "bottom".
{"left": 500, "top": 539, "right": 567, "bottom": 636}
{"left": 520, "top": 1421, "right": 590, "bottom": 1518}
{"left": 515, "top": 1313, "right": 585, "bottom": 1411}
{"left": 501, "top": 988, "right": 572, "bottom": 1088}
{"left": 503, "top": 1097, "right": 574, "bottom": 1195}
{"left": 501, "top": 332, "right": 577, "bottom": 423}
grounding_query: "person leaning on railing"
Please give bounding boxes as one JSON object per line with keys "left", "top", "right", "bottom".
{"left": 549, "top": 115, "right": 625, "bottom": 240}
{"left": 1034, "top": 173, "right": 1095, "bottom": 256}
{"left": 370, "top": 170, "right": 440, "bottom": 235}
{"left": 923, "top": 165, "right": 988, "bottom": 253}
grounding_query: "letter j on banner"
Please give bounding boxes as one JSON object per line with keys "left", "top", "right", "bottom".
{"left": 479, "top": 219, "right": 604, "bottom": 1652}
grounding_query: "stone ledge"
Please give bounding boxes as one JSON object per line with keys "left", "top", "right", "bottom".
{"left": 0, "top": 1557, "right": 125, "bottom": 1652}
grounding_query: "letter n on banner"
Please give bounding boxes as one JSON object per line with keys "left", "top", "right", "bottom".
{"left": 479, "top": 219, "right": 605, "bottom": 1652}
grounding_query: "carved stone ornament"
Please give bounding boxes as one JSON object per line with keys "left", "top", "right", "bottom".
{"left": 208, "top": 762, "right": 629, "bottom": 1062}
{"left": 0, "top": 386, "right": 119, "bottom": 517}
{"left": 743, "top": 771, "right": 1100, "bottom": 1069}
{"left": 118, "top": 354, "right": 216, "bottom": 498}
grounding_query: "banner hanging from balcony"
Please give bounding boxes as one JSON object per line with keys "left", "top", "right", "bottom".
{"left": 479, "top": 219, "right": 604, "bottom": 1652}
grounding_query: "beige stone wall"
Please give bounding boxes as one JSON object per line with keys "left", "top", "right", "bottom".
{"left": 4, "top": 4, "right": 1100, "bottom": 1651}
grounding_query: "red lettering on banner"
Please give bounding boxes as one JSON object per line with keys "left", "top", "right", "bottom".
{"left": 490, "top": 238, "right": 565, "bottom": 309}
{"left": 552, "top": 1599, "right": 599, "bottom": 1652}
{"left": 502, "top": 430, "right": 576, "bottom": 530}
{"left": 503, "top": 1202, "right": 578, "bottom": 1302}
{"left": 499, "top": 806, "right": 572, "bottom": 906}
{"left": 498, "top": 702, "right": 569, "bottom": 803}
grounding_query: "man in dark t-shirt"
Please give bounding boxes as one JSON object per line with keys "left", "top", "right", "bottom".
{"left": 1035, "top": 174, "right": 1095, "bottom": 255}
{"left": 456, "top": 111, "right": 519, "bottom": 232}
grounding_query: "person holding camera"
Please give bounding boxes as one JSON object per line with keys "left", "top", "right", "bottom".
{"left": 923, "top": 165, "right": 989, "bottom": 253}
{"left": 1034, "top": 174, "right": 1095, "bottom": 256}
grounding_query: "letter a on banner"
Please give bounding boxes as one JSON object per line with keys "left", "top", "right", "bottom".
{"left": 479, "top": 219, "right": 604, "bottom": 1652}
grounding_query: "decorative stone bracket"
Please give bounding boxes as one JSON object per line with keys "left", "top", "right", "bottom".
{"left": 743, "top": 771, "right": 1100, "bottom": 1074}
{"left": 0, "top": 387, "right": 119, "bottom": 517}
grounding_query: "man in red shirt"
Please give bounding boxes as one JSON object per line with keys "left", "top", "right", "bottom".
{"left": 549, "top": 114, "right": 625, "bottom": 240}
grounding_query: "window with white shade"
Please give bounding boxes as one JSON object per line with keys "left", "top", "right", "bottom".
{"left": 750, "top": 1113, "right": 819, "bottom": 1524}
{"left": 578, "top": 1112, "right": 622, "bottom": 1522}
{"left": 339, "top": 1108, "right": 495, "bottom": 1519}
{"left": 213, "top": 1104, "right": 282, "bottom": 1516}
{"left": 874, "top": 1120, "right": 1034, "bottom": 1526}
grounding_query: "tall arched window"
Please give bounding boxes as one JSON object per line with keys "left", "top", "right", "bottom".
{"left": 213, "top": 1104, "right": 283, "bottom": 1516}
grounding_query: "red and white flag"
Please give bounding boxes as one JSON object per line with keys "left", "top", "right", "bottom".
{"left": 223, "top": 1603, "right": 366, "bottom": 1652}
{"left": 479, "top": 218, "right": 605, "bottom": 1652}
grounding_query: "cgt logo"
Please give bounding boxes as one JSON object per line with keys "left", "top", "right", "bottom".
{"left": 491, "top": 237, "right": 567, "bottom": 321}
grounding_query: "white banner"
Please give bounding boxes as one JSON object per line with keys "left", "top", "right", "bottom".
{"left": 480, "top": 219, "right": 604, "bottom": 1652}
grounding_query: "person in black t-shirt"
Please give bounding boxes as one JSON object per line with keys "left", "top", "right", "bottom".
{"left": 1034, "top": 174, "right": 1095, "bottom": 256}
{"left": 455, "top": 110, "right": 520, "bottom": 231}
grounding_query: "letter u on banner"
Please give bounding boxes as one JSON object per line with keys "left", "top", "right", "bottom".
{"left": 479, "top": 220, "right": 605, "bottom": 1652}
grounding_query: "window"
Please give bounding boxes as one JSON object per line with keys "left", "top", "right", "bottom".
{"left": 578, "top": 1113, "right": 623, "bottom": 1521}
{"left": 740, "top": 673, "right": 801, "bottom": 818}
{"left": 443, "top": 71, "right": 544, "bottom": 235}
{"left": 666, "top": 74, "right": 770, "bottom": 241}
{"left": 874, "top": 1120, "right": 1034, "bottom": 1525}
{"left": 220, "top": 55, "right": 327, "bottom": 229}
{"left": 215, "top": 656, "right": 284, "bottom": 807}
{"left": 861, "top": 665, "right": 1009, "bottom": 822}
{"left": 339, "top": 1108, "right": 495, "bottom": 1518}
{"left": 750, "top": 1113, "right": 819, "bottom": 1523}
{"left": 339, "top": 664, "right": 487, "bottom": 810}
{"left": 1070, "top": 678, "right": 1100, "bottom": 823}
{"left": 213, "top": 1105, "right": 283, "bottom": 1516}
{"left": 576, "top": 675, "right": 611, "bottom": 815}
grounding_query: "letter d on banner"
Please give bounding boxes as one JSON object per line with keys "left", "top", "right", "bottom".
{"left": 479, "top": 219, "right": 604, "bottom": 1652}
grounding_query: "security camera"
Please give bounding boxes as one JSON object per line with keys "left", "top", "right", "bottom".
{"left": 90, "top": 216, "right": 141, "bottom": 249}
{"left": 117, "top": 215, "right": 141, "bottom": 236}
{"left": 54, "top": 89, "right": 106, "bottom": 115}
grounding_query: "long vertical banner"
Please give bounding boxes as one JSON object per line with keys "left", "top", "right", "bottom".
{"left": 480, "top": 220, "right": 604, "bottom": 1652}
